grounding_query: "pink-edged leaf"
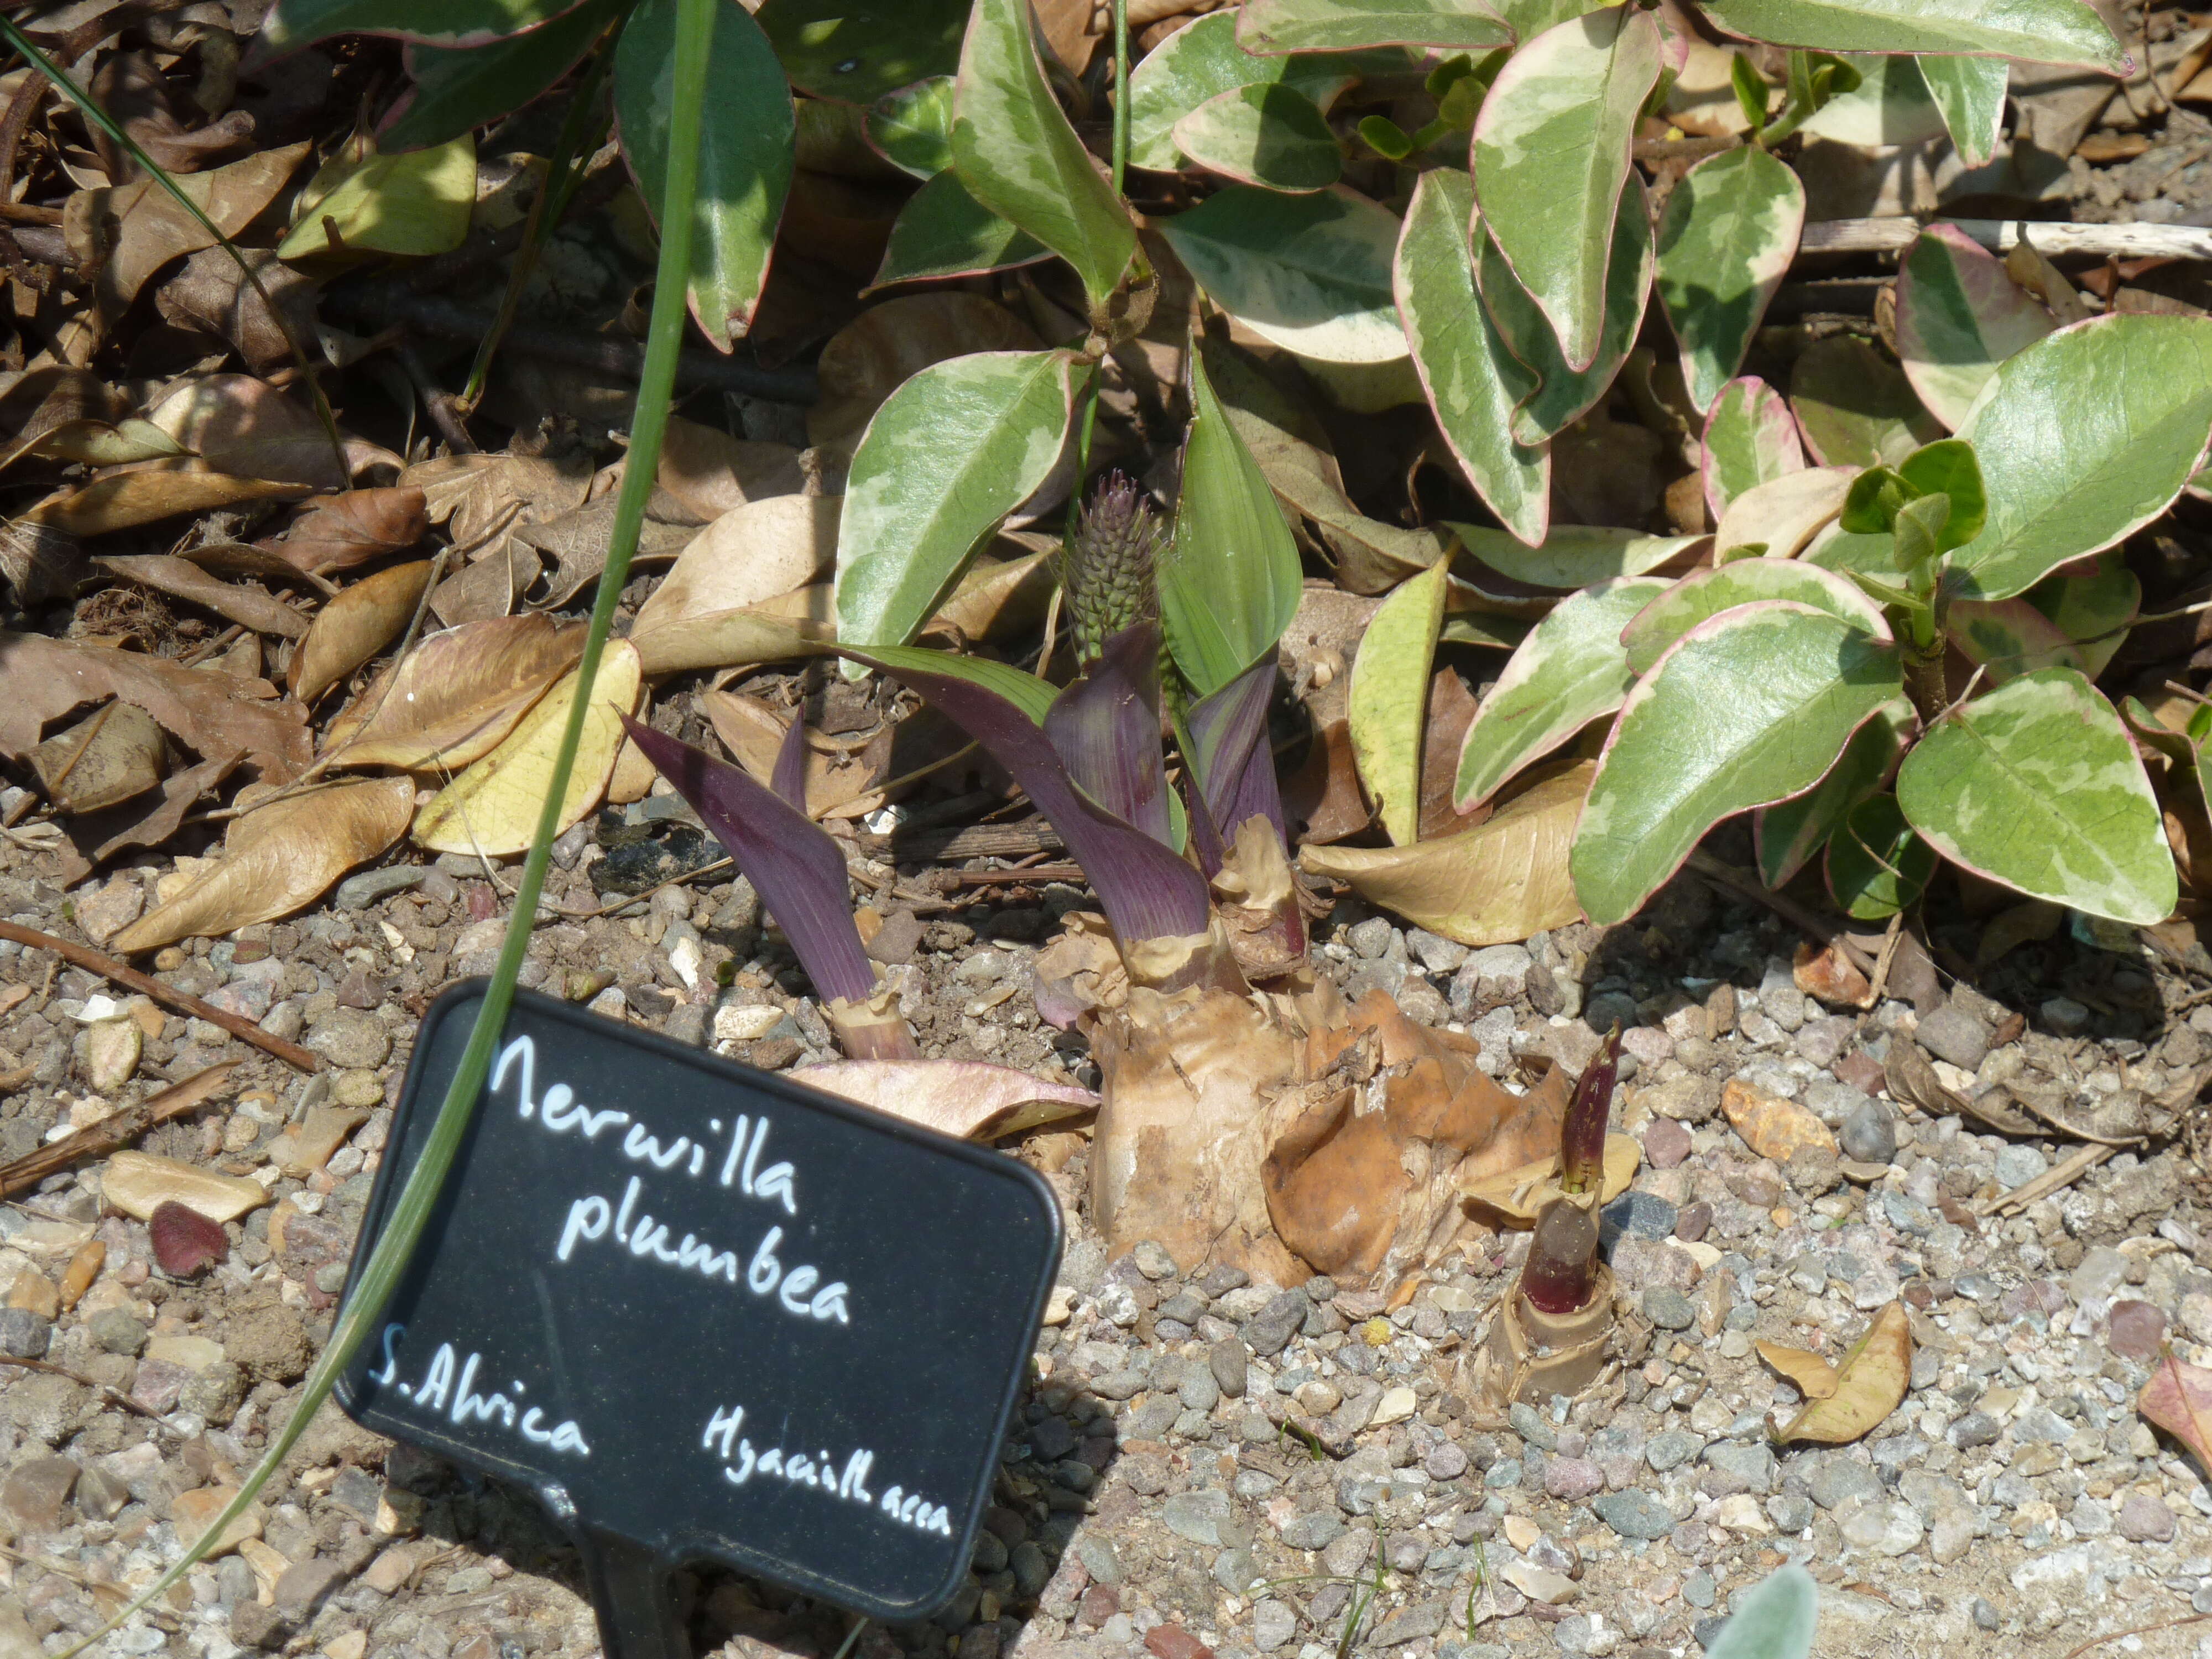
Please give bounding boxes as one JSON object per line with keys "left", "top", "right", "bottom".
{"left": 150, "top": 1199, "right": 228, "bottom": 1276}
{"left": 1895, "top": 224, "right": 2060, "bottom": 431}
{"left": 1044, "top": 623, "right": 1173, "bottom": 848}
{"left": 2141, "top": 1352, "right": 2212, "bottom": 1479}
{"left": 1702, "top": 377, "right": 1806, "bottom": 524}
{"left": 794, "top": 1058, "right": 1098, "bottom": 1140}
{"left": 850, "top": 646, "right": 1215, "bottom": 946}
{"left": 621, "top": 717, "right": 878, "bottom": 1005}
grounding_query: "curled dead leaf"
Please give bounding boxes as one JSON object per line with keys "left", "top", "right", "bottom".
{"left": 31, "top": 701, "right": 167, "bottom": 815}
{"left": 1756, "top": 1339, "right": 1841, "bottom": 1400}
{"left": 926, "top": 544, "right": 1058, "bottom": 646}
{"left": 320, "top": 614, "right": 584, "bottom": 771}
{"left": 95, "top": 555, "right": 307, "bottom": 639}
{"left": 2140, "top": 1352, "right": 2212, "bottom": 1479}
{"left": 1458, "top": 1133, "right": 1641, "bottom": 1224}
{"left": 109, "top": 775, "right": 414, "bottom": 952}
{"left": 291, "top": 561, "right": 436, "bottom": 704}
{"left": 792, "top": 1060, "right": 1097, "bottom": 1140}
{"left": 271, "top": 487, "right": 429, "bottom": 575}
{"left": 412, "top": 640, "right": 642, "bottom": 855}
{"left": 629, "top": 585, "right": 836, "bottom": 677}
{"left": 147, "top": 375, "right": 354, "bottom": 491}
{"left": 1772, "top": 1302, "right": 1911, "bottom": 1444}
{"left": 1792, "top": 937, "right": 1872, "bottom": 1008}
{"left": 23, "top": 472, "right": 312, "bottom": 535}
{"left": 1300, "top": 763, "right": 1591, "bottom": 947}
{"left": 633, "top": 496, "right": 841, "bottom": 637}
{"left": 65, "top": 143, "right": 309, "bottom": 327}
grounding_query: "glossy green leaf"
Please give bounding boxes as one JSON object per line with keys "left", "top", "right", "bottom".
{"left": 951, "top": 0, "right": 1137, "bottom": 306}
{"left": 1898, "top": 437, "right": 1986, "bottom": 547}
{"left": 1161, "top": 184, "right": 1407, "bottom": 363}
{"left": 1161, "top": 352, "right": 1305, "bottom": 698}
{"left": 1898, "top": 668, "right": 2176, "bottom": 924}
{"left": 1790, "top": 334, "right": 1943, "bottom": 467}
{"left": 1449, "top": 522, "right": 1696, "bottom": 589}
{"left": 1494, "top": 0, "right": 1605, "bottom": 39}
{"left": 866, "top": 77, "right": 955, "bottom": 178}
{"left": 860, "top": 644, "right": 1058, "bottom": 724}
{"left": 757, "top": 0, "right": 965, "bottom": 101}
{"left": 1796, "top": 51, "right": 1945, "bottom": 145}
{"left": 836, "top": 349, "right": 1088, "bottom": 654}
{"left": 1947, "top": 596, "right": 2086, "bottom": 682}
{"left": 278, "top": 133, "right": 475, "bottom": 259}
{"left": 1703, "top": 377, "right": 1805, "bottom": 521}
{"left": 1755, "top": 697, "right": 1913, "bottom": 886}
{"left": 2025, "top": 552, "right": 2138, "bottom": 677}
{"left": 1395, "top": 169, "right": 1547, "bottom": 545}
{"left": 1801, "top": 521, "right": 1896, "bottom": 573}
{"left": 1173, "top": 82, "right": 1342, "bottom": 192}
{"left": 1453, "top": 576, "right": 1670, "bottom": 810}
{"left": 253, "top": 0, "right": 590, "bottom": 55}
{"left": 1952, "top": 315, "right": 2212, "bottom": 600}
{"left": 1469, "top": 4, "right": 1663, "bottom": 371}
{"left": 1703, "top": 1565, "right": 1819, "bottom": 1659}
{"left": 1826, "top": 793, "right": 1935, "bottom": 920}
{"left": 1238, "top": 0, "right": 1510, "bottom": 54}
{"left": 1475, "top": 176, "right": 1652, "bottom": 444}
{"left": 385, "top": 0, "right": 619, "bottom": 152}
{"left": 1653, "top": 144, "right": 1805, "bottom": 412}
{"left": 1573, "top": 603, "right": 1904, "bottom": 924}
{"left": 615, "top": 0, "right": 793, "bottom": 348}
{"left": 1349, "top": 562, "right": 1448, "bottom": 844}
{"left": 1621, "top": 557, "right": 1886, "bottom": 676}
{"left": 1699, "top": 0, "right": 2125, "bottom": 71}
{"left": 1124, "top": 12, "right": 1377, "bottom": 171}
{"left": 1918, "top": 54, "right": 2007, "bottom": 164}
{"left": 871, "top": 169, "right": 1047, "bottom": 288}
{"left": 1893, "top": 226, "right": 2057, "bottom": 430}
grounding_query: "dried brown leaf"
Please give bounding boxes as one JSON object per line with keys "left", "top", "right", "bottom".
{"left": 30, "top": 700, "right": 166, "bottom": 815}
{"left": 1299, "top": 763, "right": 1591, "bottom": 947}
{"left": 401, "top": 451, "right": 593, "bottom": 550}
{"left": 0, "top": 632, "right": 309, "bottom": 782}
{"left": 22, "top": 471, "right": 311, "bottom": 535}
{"left": 1282, "top": 717, "right": 1369, "bottom": 846}
{"left": 701, "top": 690, "right": 888, "bottom": 820}
{"left": 807, "top": 294, "right": 1042, "bottom": 455}
{"left": 271, "top": 487, "right": 428, "bottom": 575}
{"left": 430, "top": 540, "right": 540, "bottom": 626}
{"left": 1774, "top": 1303, "right": 1912, "bottom": 1443}
{"left": 147, "top": 375, "right": 351, "bottom": 491}
{"left": 2140, "top": 1352, "right": 2212, "bottom": 1479}
{"left": 792, "top": 1060, "right": 1097, "bottom": 1139}
{"left": 926, "top": 543, "right": 1057, "bottom": 646}
{"left": 320, "top": 613, "right": 583, "bottom": 771}
{"left": 1757, "top": 1340, "right": 1841, "bottom": 1400}
{"left": 153, "top": 246, "right": 318, "bottom": 374}
{"left": 655, "top": 415, "right": 807, "bottom": 519}
{"left": 633, "top": 496, "right": 841, "bottom": 635}
{"left": 629, "top": 583, "right": 836, "bottom": 677}
{"left": 517, "top": 489, "right": 702, "bottom": 608}
{"left": 95, "top": 555, "right": 307, "bottom": 638}
{"left": 56, "top": 751, "right": 239, "bottom": 887}
{"left": 110, "top": 774, "right": 414, "bottom": 951}
{"left": 290, "top": 560, "right": 435, "bottom": 704}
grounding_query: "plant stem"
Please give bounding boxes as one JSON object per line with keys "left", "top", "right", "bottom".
{"left": 51, "top": 0, "right": 717, "bottom": 1646}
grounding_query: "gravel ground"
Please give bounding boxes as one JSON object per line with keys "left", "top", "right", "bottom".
{"left": 6, "top": 795, "right": 2212, "bottom": 1659}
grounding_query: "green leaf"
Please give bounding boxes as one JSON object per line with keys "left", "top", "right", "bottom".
{"left": 857, "top": 643, "right": 1059, "bottom": 724}
{"left": 1238, "top": 0, "right": 1511, "bottom": 54}
{"left": 615, "top": 0, "right": 794, "bottom": 348}
{"left": 1395, "top": 169, "right": 1547, "bottom": 545}
{"left": 866, "top": 76, "right": 955, "bottom": 179}
{"left": 836, "top": 349, "right": 1088, "bottom": 654}
{"left": 1698, "top": 0, "right": 2125, "bottom": 71}
{"left": 1731, "top": 50, "right": 1771, "bottom": 132}
{"left": 1653, "top": 144, "right": 1805, "bottom": 413}
{"left": 1947, "top": 595, "right": 2087, "bottom": 682}
{"left": 385, "top": 0, "right": 620, "bottom": 153}
{"left": 2024, "top": 551, "right": 2138, "bottom": 677}
{"left": 1494, "top": 0, "right": 1605, "bottom": 39}
{"left": 1469, "top": 4, "right": 1663, "bottom": 371}
{"left": 1839, "top": 465, "right": 1911, "bottom": 534}
{"left": 951, "top": 0, "right": 1137, "bottom": 306}
{"left": 1349, "top": 562, "right": 1449, "bottom": 844}
{"left": 1572, "top": 603, "right": 1905, "bottom": 924}
{"left": 1124, "top": 11, "right": 1379, "bottom": 171}
{"left": 1475, "top": 176, "right": 1653, "bottom": 445}
{"left": 1801, "top": 521, "right": 1898, "bottom": 573}
{"left": 1359, "top": 114, "right": 1417, "bottom": 159}
{"left": 1448, "top": 521, "right": 1697, "bottom": 590}
{"left": 278, "top": 133, "right": 476, "bottom": 259}
{"left": 1173, "top": 82, "right": 1343, "bottom": 192}
{"left": 1892, "top": 492, "right": 1948, "bottom": 570}
{"left": 1703, "top": 1564, "right": 1819, "bottom": 1659}
{"left": 1755, "top": 698, "right": 1913, "bottom": 886}
{"left": 1620, "top": 557, "right": 1887, "bottom": 675}
{"left": 253, "top": 0, "right": 591, "bottom": 56}
{"left": 1453, "top": 575, "right": 1670, "bottom": 810}
{"left": 1898, "top": 437, "right": 1986, "bottom": 549}
{"left": 1794, "top": 51, "right": 1946, "bottom": 145}
{"left": 1952, "top": 315, "right": 2212, "bottom": 600}
{"left": 757, "top": 0, "right": 964, "bottom": 101}
{"left": 871, "top": 169, "right": 1048, "bottom": 288}
{"left": 1161, "top": 352, "right": 1306, "bottom": 698}
{"left": 1827, "top": 793, "right": 1935, "bottom": 919}
{"left": 1160, "top": 184, "right": 1407, "bottom": 363}
{"left": 1898, "top": 668, "right": 2176, "bottom": 924}
{"left": 1918, "top": 54, "right": 2008, "bottom": 165}
{"left": 1790, "top": 333, "right": 1943, "bottom": 467}
{"left": 1893, "top": 226, "right": 2057, "bottom": 430}
{"left": 1702, "top": 376, "right": 1806, "bottom": 521}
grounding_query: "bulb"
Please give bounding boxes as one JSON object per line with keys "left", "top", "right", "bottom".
{"left": 1521, "top": 1198, "right": 1599, "bottom": 1316}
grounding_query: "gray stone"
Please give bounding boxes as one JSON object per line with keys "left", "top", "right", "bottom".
{"left": 1915, "top": 1005, "right": 1990, "bottom": 1071}
{"left": 1346, "top": 919, "right": 1396, "bottom": 959}
{"left": 1406, "top": 930, "right": 1469, "bottom": 975}
{"left": 1838, "top": 1098, "right": 1898, "bottom": 1165}
{"left": 1836, "top": 1496, "right": 1923, "bottom": 1556}
{"left": 1243, "top": 1291, "right": 1309, "bottom": 1358}
{"left": 87, "top": 1308, "right": 147, "bottom": 1355}
{"left": 1321, "top": 1527, "right": 1374, "bottom": 1578}
{"left": 305, "top": 1007, "right": 392, "bottom": 1070}
{"left": 1643, "top": 1288, "right": 1696, "bottom": 1331}
{"left": 1948, "top": 1412, "right": 2001, "bottom": 1450}
{"left": 0, "top": 1454, "right": 76, "bottom": 1530}
{"left": 1132, "top": 1240, "right": 1180, "bottom": 1281}
{"left": 1164, "top": 1489, "right": 1234, "bottom": 1547}
{"left": 1213, "top": 1546, "right": 1259, "bottom": 1595}
{"left": 1973, "top": 1600, "right": 2000, "bottom": 1633}
{"left": 2041, "top": 995, "right": 2091, "bottom": 1037}
{"left": 1592, "top": 1489, "right": 1674, "bottom": 1541}
{"left": 1808, "top": 1457, "right": 1882, "bottom": 1511}
{"left": 231, "top": 1601, "right": 285, "bottom": 1650}
{"left": 1281, "top": 1511, "right": 1345, "bottom": 1551}
{"left": 2117, "top": 1493, "right": 2176, "bottom": 1543}
{"left": 0, "top": 1310, "right": 50, "bottom": 1359}
{"left": 1373, "top": 1603, "right": 1446, "bottom": 1646}
{"left": 2068, "top": 1245, "right": 2130, "bottom": 1303}
{"left": 1423, "top": 1441, "right": 1468, "bottom": 1480}
{"left": 1179, "top": 1363, "right": 1221, "bottom": 1415}
{"left": 1702, "top": 1443, "right": 1776, "bottom": 1496}
{"left": 335, "top": 867, "right": 425, "bottom": 910}
{"left": 1647, "top": 1431, "right": 1703, "bottom": 1473}
{"left": 1010, "top": 1541, "right": 1050, "bottom": 1598}
{"left": 1766, "top": 1491, "right": 1814, "bottom": 1533}
{"left": 1995, "top": 1144, "right": 2049, "bottom": 1190}
{"left": 1600, "top": 1191, "right": 1678, "bottom": 1245}
{"left": 1252, "top": 1599, "right": 1297, "bottom": 1653}
{"left": 1545, "top": 1458, "right": 1603, "bottom": 1500}
{"left": 1211, "top": 1338, "right": 1249, "bottom": 1399}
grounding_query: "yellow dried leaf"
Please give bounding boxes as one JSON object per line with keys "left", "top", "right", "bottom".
{"left": 321, "top": 614, "right": 584, "bottom": 771}
{"left": 1458, "top": 1132, "right": 1640, "bottom": 1224}
{"left": 633, "top": 495, "right": 839, "bottom": 635}
{"left": 1773, "top": 1302, "right": 1911, "bottom": 1444}
{"left": 110, "top": 775, "right": 414, "bottom": 951}
{"left": 412, "top": 641, "right": 641, "bottom": 855}
{"left": 1756, "top": 1340, "right": 1840, "bottom": 1400}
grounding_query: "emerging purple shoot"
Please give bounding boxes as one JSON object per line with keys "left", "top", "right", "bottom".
{"left": 1560, "top": 1022, "right": 1623, "bottom": 1196}
{"left": 1044, "top": 622, "right": 1173, "bottom": 849}
{"left": 1183, "top": 658, "right": 1304, "bottom": 968}
{"left": 1522, "top": 1198, "right": 1600, "bottom": 1316}
{"left": 619, "top": 716, "right": 919, "bottom": 1061}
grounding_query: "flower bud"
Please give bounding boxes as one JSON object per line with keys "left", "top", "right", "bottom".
{"left": 1065, "top": 472, "right": 1162, "bottom": 670}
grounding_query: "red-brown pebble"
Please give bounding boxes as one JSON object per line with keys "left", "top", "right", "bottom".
{"left": 149, "top": 1201, "right": 228, "bottom": 1277}
{"left": 1644, "top": 1118, "right": 1693, "bottom": 1169}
